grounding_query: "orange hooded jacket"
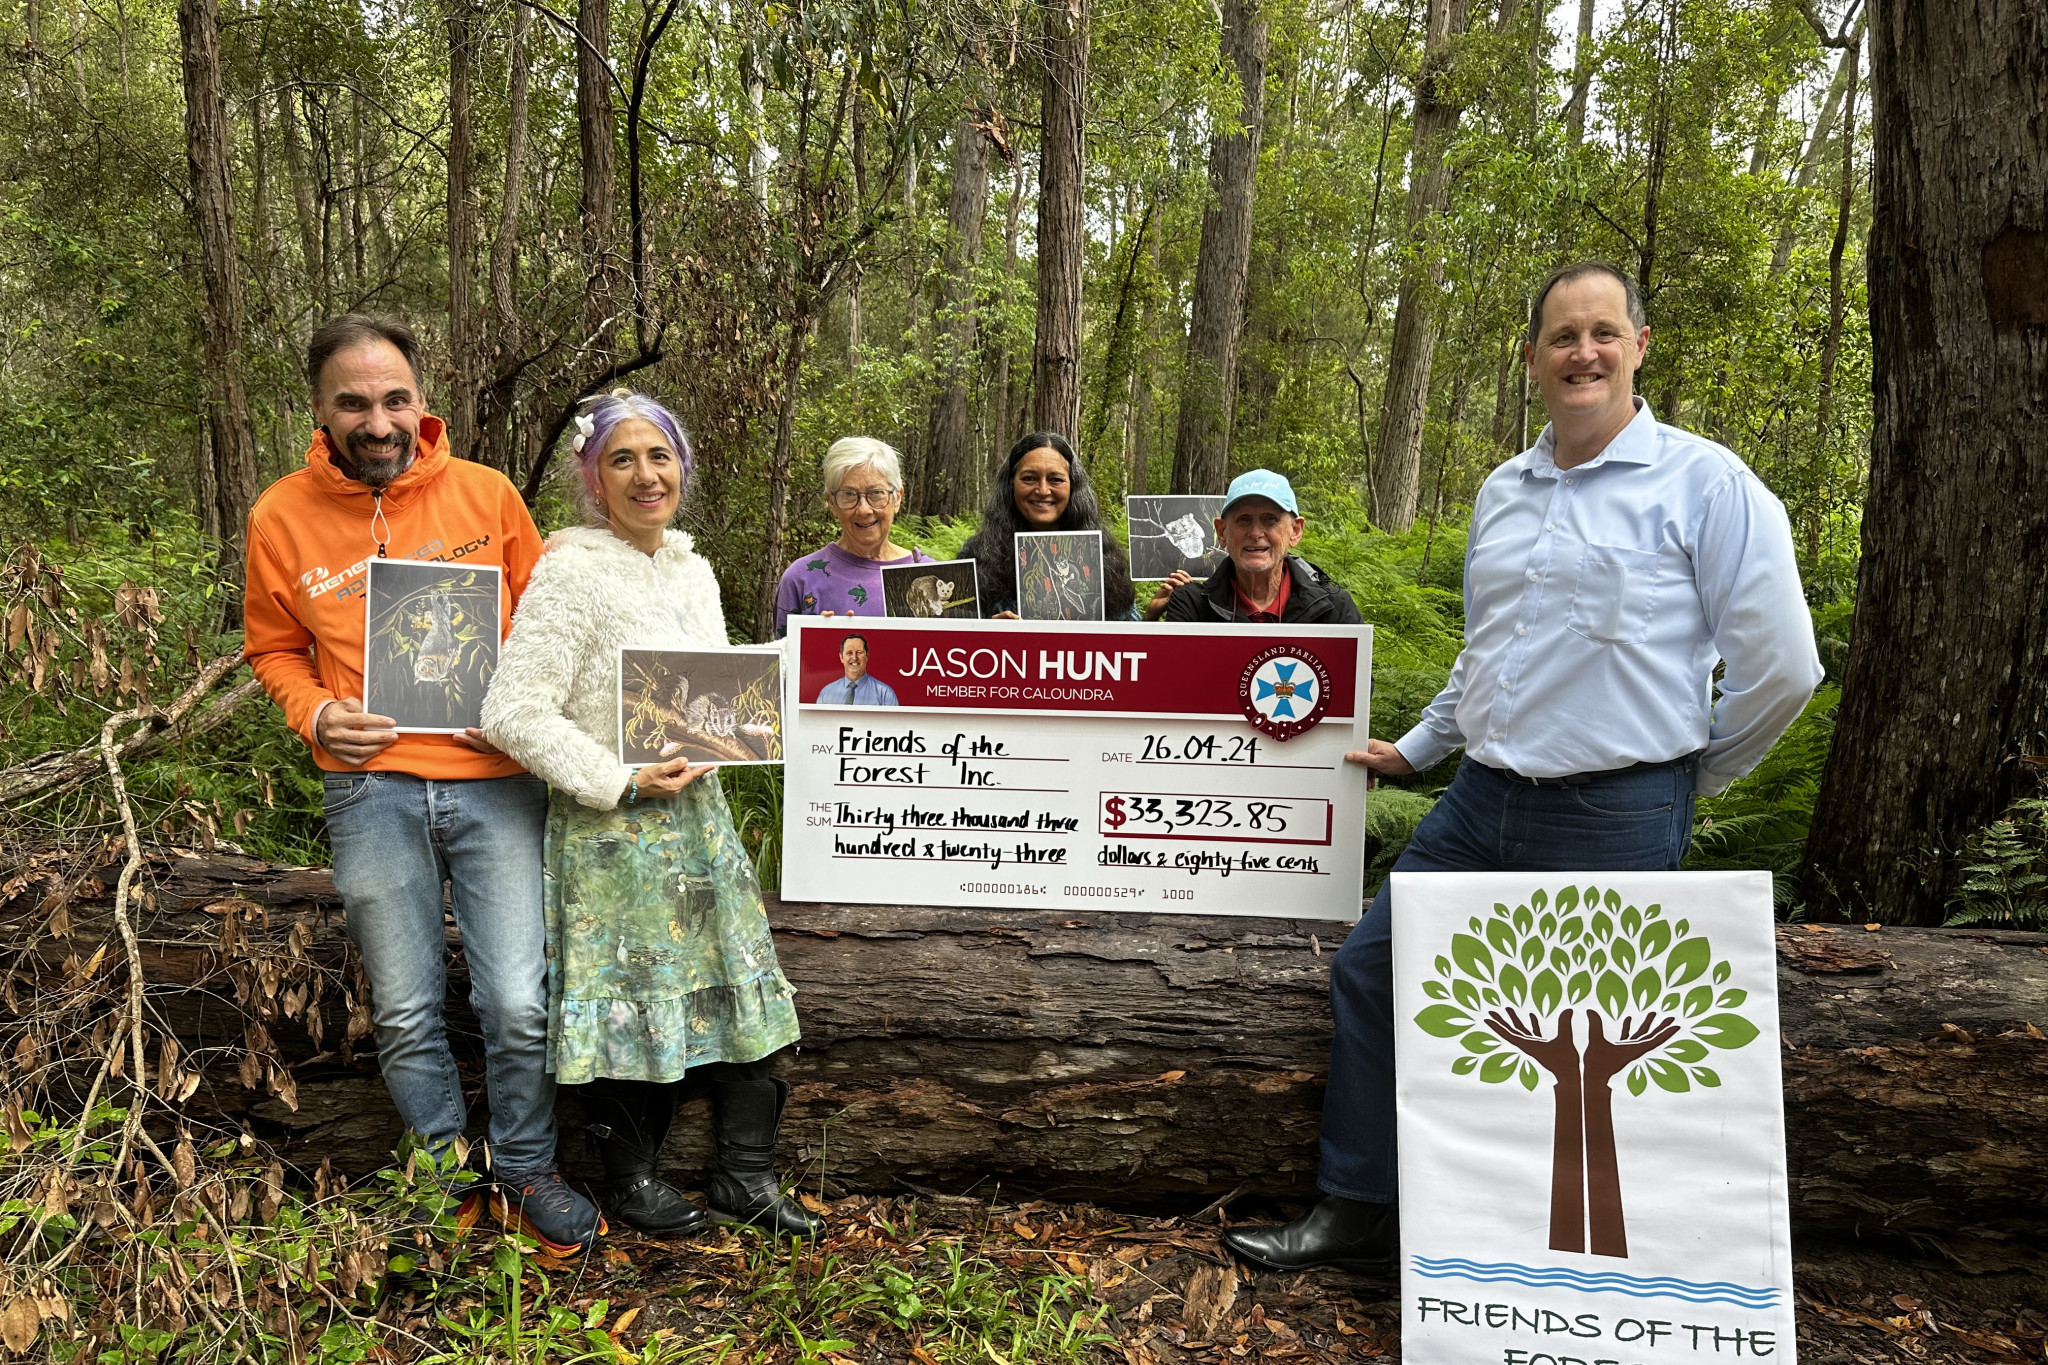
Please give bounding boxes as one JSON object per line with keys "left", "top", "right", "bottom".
{"left": 244, "top": 414, "right": 543, "bottom": 779}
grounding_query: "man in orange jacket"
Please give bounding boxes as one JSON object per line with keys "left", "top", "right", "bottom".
{"left": 244, "top": 314, "right": 602, "bottom": 1253}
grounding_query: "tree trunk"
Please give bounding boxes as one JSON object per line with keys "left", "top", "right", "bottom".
{"left": 1130, "top": 219, "right": 1161, "bottom": 496}
{"left": 482, "top": 0, "right": 532, "bottom": 475}
{"left": 1368, "top": 0, "right": 1469, "bottom": 531}
{"left": 920, "top": 110, "right": 993, "bottom": 518}
{"left": 23, "top": 853, "right": 2048, "bottom": 1266}
{"left": 577, "top": 0, "right": 617, "bottom": 339}
{"left": 1813, "top": 45, "right": 1859, "bottom": 445}
{"left": 445, "top": 0, "right": 478, "bottom": 461}
{"left": 1635, "top": 0, "right": 1677, "bottom": 297}
{"left": 177, "top": 0, "right": 261, "bottom": 570}
{"left": 1769, "top": 20, "right": 1867, "bottom": 279}
{"left": 1562, "top": 0, "right": 1593, "bottom": 147}
{"left": 1031, "top": 0, "right": 1087, "bottom": 440}
{"left": 754, "top": 323, "right": 814, "bottom": 640}
{"left": 988, "top": 156, "right": 1027, "bottom": 474}
{"left": 1170, "top": 0, "right": 1267, "bottom": 495}
{"left": 1803, "top": 0, "right": 2048, "bottom": 926}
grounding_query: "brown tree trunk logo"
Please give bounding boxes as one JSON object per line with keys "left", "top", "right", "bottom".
{"left": 1414, "top": 885, "right": 1763, "bottom": 1258}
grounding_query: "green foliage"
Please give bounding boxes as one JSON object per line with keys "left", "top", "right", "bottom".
{"left": 1, "top": 525, "right": 326, "bottom": 865}
{"left": 712, "top": 1234, "right": 1115, "bottom": 1365}
{"left": 1418, "top": 885, "right": 1758, "bottom": 1096}
{"left": 1944, "top": 798, "right": 2048, "bottom": 930}
{"left": 1363, "top": 786, "right": 1436, "bottom": 882}
{"left": 1686, "top": 686, "right": 1839, "bottom": 906}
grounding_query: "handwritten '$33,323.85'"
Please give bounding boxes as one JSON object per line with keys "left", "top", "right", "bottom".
{"left": 1100, "top": 794, "right": 1296, "bottom": 835}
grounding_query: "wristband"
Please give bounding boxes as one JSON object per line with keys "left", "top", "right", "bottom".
{"left": 628, "top": 772, "right": 639, "bottom": 804}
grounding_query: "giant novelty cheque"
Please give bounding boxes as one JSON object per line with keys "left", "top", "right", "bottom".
{"left": 1394, "top": 871, "right": 1795, "bottom": 1365}
{"left": 779, "top": 617, "right": 1372, "bottom": 921}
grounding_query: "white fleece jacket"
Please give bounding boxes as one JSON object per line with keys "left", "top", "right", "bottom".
{"left": 482, "top": 525, "right": 730, "bottom": 809}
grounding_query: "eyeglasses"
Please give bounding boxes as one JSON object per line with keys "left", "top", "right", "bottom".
{"left": 831, "top": 487, "right": 898, "bottom": 510}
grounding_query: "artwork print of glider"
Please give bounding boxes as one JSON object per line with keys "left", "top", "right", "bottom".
{"left": 362, "top": 559, "right": 502, "bottom": 732}
{"left": 618, "top": 646, "right": 784, "bottom": 766}
{"left": 882, "top": 558, "right": 980, "bottom": 619}
{"left": 1126, "top": 494, "right": 1226, "bottom": 580}
{"left": 1015, "top": 530, "right": 1106, "bottom": 621}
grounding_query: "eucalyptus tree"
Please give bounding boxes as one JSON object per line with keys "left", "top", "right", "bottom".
{"left": 1805, "top": 0, "right": 2048, "bottom": 924}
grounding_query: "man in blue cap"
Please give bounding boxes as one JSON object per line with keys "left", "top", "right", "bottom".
{"left": 1154, "top": 469, "right": 1362, "bottom": 624}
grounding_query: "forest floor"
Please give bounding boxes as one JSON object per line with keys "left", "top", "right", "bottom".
{"left": 453, "top": 1192, "right": 2048, "bottom": 1365}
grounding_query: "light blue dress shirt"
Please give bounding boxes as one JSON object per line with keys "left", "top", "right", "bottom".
{"left": 1395, "top": 400, "right": 1822, "bottom": 798}
{"left": 815, "top": 673, "right": 900, "bottom": 706}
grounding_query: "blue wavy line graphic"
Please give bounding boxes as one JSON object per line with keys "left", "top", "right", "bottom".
{"left": 1410, "top": 1258, "right": 1779, "bottom": 1308}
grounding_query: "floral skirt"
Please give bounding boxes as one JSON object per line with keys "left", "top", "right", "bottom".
{"left": 541, "top": 776, "right": 799, "bottom": 1085}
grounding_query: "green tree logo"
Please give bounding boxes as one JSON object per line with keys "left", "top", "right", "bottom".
{"left": 1414, "top": 885, "right": 1762, "bottom": 1258}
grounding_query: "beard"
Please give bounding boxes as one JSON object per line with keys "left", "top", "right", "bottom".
{"left": 341, "top": 427, "right": 416, "bottom": 486}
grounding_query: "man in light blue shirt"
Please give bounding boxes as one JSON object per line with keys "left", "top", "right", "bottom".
{"left": 1225, "top": 261, "right": 1822, "bottom": 1274}
{"left": 815, "top": 633, "right": 900, "bottom": 706}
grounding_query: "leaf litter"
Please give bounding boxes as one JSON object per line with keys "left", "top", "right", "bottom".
{"left": 441, "top": 1192, "right": 2047, "bottom": 1365}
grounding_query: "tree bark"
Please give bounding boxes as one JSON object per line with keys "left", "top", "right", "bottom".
{"left": 1813, "top": 45, "right": 1859, "bottom": 445}
{"left": 1367, "top": 0, "right": 1469, "bottom": 531}
{"left": 1030, "top": 0, "right": 1088, "bottom": 440}
{"left": 1803, "top": 0, "right": 2048, "bottom": 926}
{"left": 577, "top": 0, "right": 617, "bottom": 339}
{"left": 274, "top": 80, "right": 329, "bottom": 316}
{"left": 177, "top": 0, "right": 261, "bottom": 570}
{"left": 1130, "top": 218, "right": 1162, "bottom": 496}
{"left": 754, "top": 323, "right": 814, "bottom": 640}
{"left": 1170, "top": 0, "right": 1267, "bottom": 496}
{"left": 1770, "top": 19, "right": 1867, "bottom": 279}
{"left": 1562, "top": 0, "right": 1593, "bottom": 147}
{"left": 919, "top": 110, "right": 993, "bottom": 518}
{"left": 23, "top": 853, "right": 2048, "bottom": 1265}
{"left": 445, "top": 0, "right": 478, "bottom": 461}
{"left": 481, "top": 0, "right": 532, "bottom": 475}
{"left": 988, "top": 156, "right": 1027, "bottom": 477}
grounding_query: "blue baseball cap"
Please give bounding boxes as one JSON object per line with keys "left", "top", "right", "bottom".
{"left": 1221, "top": 469, "right": 1301, "bottom": 516}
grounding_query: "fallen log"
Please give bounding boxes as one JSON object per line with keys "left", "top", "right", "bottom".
{"left": 5, "top": 852, "right": 2045, "bottom": 1265}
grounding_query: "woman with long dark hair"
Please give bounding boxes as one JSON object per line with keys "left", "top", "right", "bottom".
{"left": 959, "top": 432, "right": 1137, "bottom": 619}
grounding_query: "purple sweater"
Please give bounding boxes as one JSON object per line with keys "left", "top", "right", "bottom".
{"left": 773, "top": 542, "right": 931, "bottom": 638}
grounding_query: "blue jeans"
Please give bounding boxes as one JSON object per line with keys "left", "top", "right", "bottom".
{"left": 1318, "top": 756, "right": 1696, "bottom": 1203}
{"left": 324, "top": 770, "right": 556, "bottom": 1176}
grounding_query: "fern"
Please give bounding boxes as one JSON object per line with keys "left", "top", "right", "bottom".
{"left": 1686, "top": 686, "right": 1839, "bottom": 906}
{"left": 1944, "top": 798, "right": 2048, "bottom": 929}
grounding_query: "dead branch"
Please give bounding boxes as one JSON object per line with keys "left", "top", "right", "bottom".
{"left": 0, "top": 652, "right": 256, "bottom": 807}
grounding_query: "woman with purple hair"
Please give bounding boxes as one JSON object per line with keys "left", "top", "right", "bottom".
{"left": 483, "top": 389, "right": 821, "bottom": 1242}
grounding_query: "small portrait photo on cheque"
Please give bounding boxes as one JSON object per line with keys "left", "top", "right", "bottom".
{"left": 815, "top": 632, "right": 900, "bottom": 706}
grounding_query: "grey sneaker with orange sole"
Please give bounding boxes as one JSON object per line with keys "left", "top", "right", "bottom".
{"left": 489, "top": 1166, "right": 606, "bottom": 1255}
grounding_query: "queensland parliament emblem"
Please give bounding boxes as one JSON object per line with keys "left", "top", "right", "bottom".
{"left": 1238, "top": 644, "right": 1333, "bottom": 740}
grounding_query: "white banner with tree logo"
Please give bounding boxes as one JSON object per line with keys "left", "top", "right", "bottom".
{"left": 1394, "top": 871, "right": 1793, "bottom": 1365}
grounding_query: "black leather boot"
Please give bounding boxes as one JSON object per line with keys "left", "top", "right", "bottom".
{"left": 705, "top": 1075, "right": 824, "bottom": 1238}
{"left": 582, "top": 1078, "right": 707, "bottom": 1235}
{"left": 1222, "top": 1196, "right": 1398, "bottom": 1274}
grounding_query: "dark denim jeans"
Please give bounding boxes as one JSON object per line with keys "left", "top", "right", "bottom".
{"left": 323, "top": 770, "right": 556, "bottom": 1176}
{"left": 1318, "top": 756, "right": 1696, "bottom": 1202}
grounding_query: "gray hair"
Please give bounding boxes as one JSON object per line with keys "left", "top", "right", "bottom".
{"left": 820, "top": 436, "right": 904, "bottom": 496}
{"left": 1527, "top": 261, "right": 1648, "bottom": 348}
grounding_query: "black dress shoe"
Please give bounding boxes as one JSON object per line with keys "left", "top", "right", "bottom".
{"left": 1223, "top": 1196, "right": 1398, "bottom": 1273}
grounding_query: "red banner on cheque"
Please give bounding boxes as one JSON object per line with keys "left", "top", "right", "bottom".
{"left": 794, "top": 620, "right": 1360, "bottom": 721}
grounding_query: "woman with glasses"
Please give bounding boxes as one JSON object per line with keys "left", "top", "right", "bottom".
{"left": 772, "top": 437, "right": 931, "bottom": 638}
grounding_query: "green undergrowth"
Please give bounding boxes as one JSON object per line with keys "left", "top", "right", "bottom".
{"left": 0, "top": 1096, "right": 1114, "bottom": 1364}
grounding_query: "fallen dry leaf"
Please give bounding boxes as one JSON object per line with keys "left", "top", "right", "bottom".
{"left": 0, "top": 1298, "right": 38, "bottom": 1354}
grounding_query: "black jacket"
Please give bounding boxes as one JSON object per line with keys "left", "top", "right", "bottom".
{"left": 1160, "top": 554, "right": 1363, "bottom": 625}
